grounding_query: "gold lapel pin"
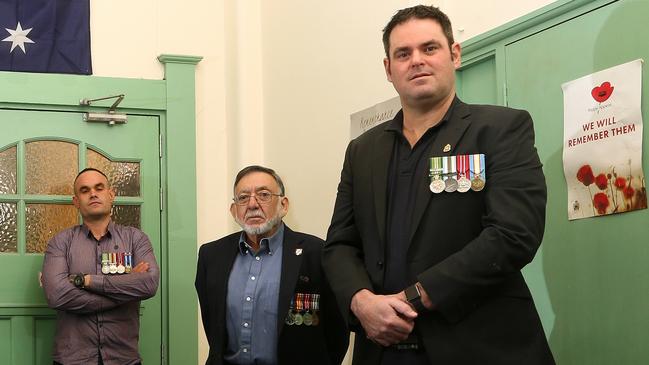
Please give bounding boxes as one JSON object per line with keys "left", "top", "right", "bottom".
{"left": 443, "top": 144, "right": 451, "bottom": 152}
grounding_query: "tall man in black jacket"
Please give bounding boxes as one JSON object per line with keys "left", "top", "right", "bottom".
{"left": 323, "top": 5, "right": 554, "bottom": 365}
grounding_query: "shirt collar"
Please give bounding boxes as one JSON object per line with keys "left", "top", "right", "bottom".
{"left": 385, "top": 95, "right": 459, "bottom": 135}
{"left": 238, "top": 222, "right": 285, "bottom": 256}
{"left": 80, "top": 221, "right": 114, "bottom": 240}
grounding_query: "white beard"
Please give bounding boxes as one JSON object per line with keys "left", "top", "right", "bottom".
{"left": 235, "top": 207, "right": 283, "bottom": 236}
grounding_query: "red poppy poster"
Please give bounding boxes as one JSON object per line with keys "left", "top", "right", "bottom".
{"left": 562, "top": 59, "right": 647, "bottom": 220}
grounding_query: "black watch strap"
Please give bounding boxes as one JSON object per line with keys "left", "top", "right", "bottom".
{"left": 405, "top": 284, "right": 427, "bottom": 312}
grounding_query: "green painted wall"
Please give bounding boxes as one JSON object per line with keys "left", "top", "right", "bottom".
{"left": 458, "top": 0, "right": 649, "bottom": 363}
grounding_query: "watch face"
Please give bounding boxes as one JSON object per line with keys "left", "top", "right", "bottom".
{"left": 74, "top": 275, "right": 84, "bottom": 287}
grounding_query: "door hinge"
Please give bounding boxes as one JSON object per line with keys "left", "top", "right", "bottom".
{"left": 161, "top": 343, "right": 166, "bottom": 365}
{"left": 160, "top": 187, "right": 164, "bottom": 212}
{"left": 503, "top": 82, "right": 509, "bottom": 107}
{"left": 159, "top": 134, "right": 164, "bottom": 158}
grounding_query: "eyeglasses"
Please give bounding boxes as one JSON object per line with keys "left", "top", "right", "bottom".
{"left": 233, "top": 190, "right": 283, "bottom": 206}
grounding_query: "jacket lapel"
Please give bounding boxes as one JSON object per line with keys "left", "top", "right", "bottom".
{"left": 372, "top": 124, "right": 396, "bottom": 247}
{"left": 408, "top": 102, "right": 472, "bottom": 244}
{"left": 277, "top": 225, "right": 303, "bottom": 335}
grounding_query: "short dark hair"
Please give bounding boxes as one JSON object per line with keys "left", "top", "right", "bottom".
{"left": 234, "top": 165, "right": 286, "bottom": 196}
{"left": 74, "top": 167, "right": 109, "bottom": 186}
{"left": 382, "top": 5, "right": 454, "bottom": 58}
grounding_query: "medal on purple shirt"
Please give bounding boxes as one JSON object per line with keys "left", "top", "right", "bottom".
{"left": 117, "top": 252, "right": 125, "bottom": 274}
{"left": 125, "top": 252, "right": 132, "bottom": 273}
{"left": 109, "top": 253, "right": 117, "bottom": 274}
{"left": 101, "top": 252, "right": 110, "bottom": 274}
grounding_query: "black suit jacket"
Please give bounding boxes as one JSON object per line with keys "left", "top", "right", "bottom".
{"left": 323, "top": 100, "right": 555, "bottom": 365}
{"left": 196, "top": 225, "right": 348, "bottom": 365}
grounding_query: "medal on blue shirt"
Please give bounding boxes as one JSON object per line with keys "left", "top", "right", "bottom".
{"left": 456, "top": 155, "right": 472, "bottom": 193}
{"left": 101, "top": 252, "right": 110, "bottom": 274}
{"left": 470, "top": 154, "right": 486, "bottom": 191}
{"left": 429, "top": 157, "right": 445, "bottom": 193}
{"left": 444, "top": 156, "right": 458, "bottom": 192}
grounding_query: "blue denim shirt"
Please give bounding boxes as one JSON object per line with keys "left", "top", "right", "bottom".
{"left": 224, "top": 223, "right": 284, "bottom": 365}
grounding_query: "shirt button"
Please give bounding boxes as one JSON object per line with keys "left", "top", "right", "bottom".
{"left": 246, "top": 297, "right": 252, "bottom": 302}
{"left": 251, "top": 276, "right": 256, "bottom": 281}
{"left": 255, "top": 256, "right": 261, "bottom": 261}
{"left": 242, "top": 348, "right": 248, "bottom": 353}
{"left": 243, "top": 322, "right": 249, "bottom": 327}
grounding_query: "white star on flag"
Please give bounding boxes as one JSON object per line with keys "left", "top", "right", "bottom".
{"left": 2, "top": 22, "right": 35, "bottom": 54}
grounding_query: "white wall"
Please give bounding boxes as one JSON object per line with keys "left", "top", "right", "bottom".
{"left": 88, "top": 1, "right": 555, "bottom": 363}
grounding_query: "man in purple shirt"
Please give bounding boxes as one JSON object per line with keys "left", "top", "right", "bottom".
{"left": 42, "top": 168, "right": 159, "bottom": 365}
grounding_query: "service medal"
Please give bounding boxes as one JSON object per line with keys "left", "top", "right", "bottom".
{"left": 456, "top": 155, "right": 471, "bottom": 193}
{"left": 470, "top": 154, "right": 486, "bottom": 192}
{"left": 294, "top": 312, "right": 304, "bottom": 326}
{"left": 429, "top": 157, "right": 444, "bottom": 193}
{"left": 125, "top": 252, "right": 132, "bottom": 273}
{"left": 303, "top": 312, "right": 313, "bottom": 326}
{"left": 109, "top": 253, "right": 118, "bottom": 274}
{"left": 285, "top": 311, "right": 295, "bottom": 326}
{"left": 116, "top": 253, "right": 125, "bottom": 274}
{"left": 101, "top": 252, "right": 110, "bottom": 274}
{"left": 443, "top": 156, "right": 458, "bottom": 192}
{"left": 471, "top": 176, "right": 485, "bottom": 191}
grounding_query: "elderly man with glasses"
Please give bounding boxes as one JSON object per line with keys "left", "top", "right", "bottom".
{"left": 195, "top": 165, "right": 348, "bottom": 365}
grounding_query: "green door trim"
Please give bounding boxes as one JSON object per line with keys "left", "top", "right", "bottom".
{"left": 0, "top": 53, "right": 202, "bottom": 365}
{"left": 458, "top": 0, "right": 618, "bottom": 106}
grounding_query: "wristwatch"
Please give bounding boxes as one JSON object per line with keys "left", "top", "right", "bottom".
{"left": 72, "top": 273, "right": 86, "bottom": 288}
{"left": 404, "top": 283, "right": 426, "bottom": 312}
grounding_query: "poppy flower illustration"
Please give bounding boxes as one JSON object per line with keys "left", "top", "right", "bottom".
{"left": 595, "top": 173, "right": 608, "bottom": 190}
{"left": 623, "top": 186, "right": 635, "bottom": 199}
{"left": 614, "top": 176, "right": 627, "bottom": 190}
{"left": 576, "top": 165, "right": 595, "bottom": 186}
{"left": 591, "top": 81, "right": 614, "bottom": 103}
{"left": 593, "top": 192, "right": 609, "bottom": 214}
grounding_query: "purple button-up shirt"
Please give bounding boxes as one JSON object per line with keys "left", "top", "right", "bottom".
{"left": 41, "top": 222, "right": 159, "bottom": 365}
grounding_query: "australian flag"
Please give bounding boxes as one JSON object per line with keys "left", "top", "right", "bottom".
{"left": 0, "top": 0, "right": 91, "bottom": 74}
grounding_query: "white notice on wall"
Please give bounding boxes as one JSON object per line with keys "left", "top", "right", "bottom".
{"left": 562, "top": 59, "right": 647, "bottom": 220}
{"left": 349, "top": 96, "right": 401, "bottom": 139}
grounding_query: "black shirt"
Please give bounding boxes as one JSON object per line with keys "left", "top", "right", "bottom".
{"left": 383, "top": 98, "right": 458, "bottom": 294}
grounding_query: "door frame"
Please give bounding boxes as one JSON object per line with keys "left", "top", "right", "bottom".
{"left": 0, "top": 53, "right": 201, "bottom": 365}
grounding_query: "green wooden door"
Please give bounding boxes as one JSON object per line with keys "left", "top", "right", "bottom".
{"left": 505, "top": 1, "right": 649, "bottom": 363}
{"left": 0, "top": 109, "right": 161, "bottom": 364}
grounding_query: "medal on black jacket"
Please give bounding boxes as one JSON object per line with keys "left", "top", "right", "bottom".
{"left": 429, "top": 157, "right": 445, "bottom": 193}
{"left": 470, "top": 154, "right": 486, "bottom": 191}
{"left": 444, "top": 155, "right": 458, "bottom": 192}
{"left": 311, "top": 294, "right": 320, "bottom": 326}
{"left": 293, "top": 293, "right": 304, "bottom": 325}
{"left": 456, "top": 154, "right": 472, "bottom": 193}
{"left": 303, "top": 293, "right": 313, "bottom": 326}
